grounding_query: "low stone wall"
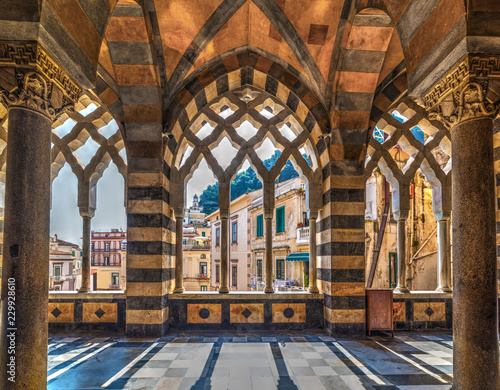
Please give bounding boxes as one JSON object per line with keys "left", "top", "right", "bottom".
{"left": 393, "top": 292, "right": 452, "bottom": 330}
{"left": 168, "top": 291, "right": 324, "bottom": 331}
{"left": 48, "top": 292, "right": 126, "bottom": 332}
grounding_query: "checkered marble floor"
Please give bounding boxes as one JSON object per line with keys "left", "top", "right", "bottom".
{"left": 47, "top": 332, "right": 455, "bottom": 389}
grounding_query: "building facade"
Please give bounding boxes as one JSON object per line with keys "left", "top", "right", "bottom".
{"left": 182, "top": 226, "right": 211, "bottom": 291}
{"left": 206, "top": 194, "right": 252, "bottom": 291}
{"left": 48, "top": 235, "right": 82, "bottom": 291}
{"left": 183, "top": 194, "right": 206, "bottom": 226}
{"left": 249, "top": 178, "right": 310, "bottom": 291}
{"left": 90, "top": 229, "right": 127, "bottom": 290}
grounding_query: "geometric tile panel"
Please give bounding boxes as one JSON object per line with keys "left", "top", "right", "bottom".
{"left": 187, "top": 304, "right": 221, "bottom": 324}
{"left": 82, "top": 302, "right": 117, "bottom": 323}
{"left": 414, "top": 302, "right": 446, "bottom": 322}
{"left": 48, "top": 302, "right": 74, "bottom": 323}
{"left": 230, "top": 303, "right": 264, "bottom": 323}
{"left": 272, "top": 303, "right": 306, "bottom": 323}
{"left": 393, "top": 301, "right": 406, "bottom": 322}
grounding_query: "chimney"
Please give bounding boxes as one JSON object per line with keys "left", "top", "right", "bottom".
{"left": 54, "top": 234, "right": 58, "bottom": 241}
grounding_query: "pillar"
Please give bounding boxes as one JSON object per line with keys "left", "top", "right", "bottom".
{"left": 0, "top": 69, "right": 79, "bottom": 389}
{"left": 394, "top": 211, "right": 410, "bottom": 293}
{"left": 308, "top": 210, "right": 319, "bottom": 293}
{"left": 435, "top": 212, "right": 452, "bottom": 292}
{"left": 78, "top": 210, "right": 94, "bottom": 293}
{"left": 173, "top": 208, "right": 185, "bottom": 293}
{"left": 219, "top": 209, "right": 229, "bottom": 293}
{"left": 264, "top": 209, "right": 274, "bottom": 293}
{"left": 451, "top": 115, "right": 499, "bottom": 389}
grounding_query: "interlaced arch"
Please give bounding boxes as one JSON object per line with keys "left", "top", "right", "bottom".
{"left": 170, "top": 87, "right": 322, "bottom": 193}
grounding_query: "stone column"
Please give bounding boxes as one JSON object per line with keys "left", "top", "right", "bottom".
{"left": 78, "top": 210, "right": 94, "bottom": 293}
{"left": 308, "top": 210, "right": 319, "bottom": 293}
{"left": 264, "top": 209, "right": 274, "bottom": 293}
{"left": 0, "top": 67, "right": 79, "bottom": 389}
{"left": 435, "top": 212, "right": 452, "bottom": 292}
{"left": 394, "top": 210, "right": 410, "bottom": 293}
{"left": 219, "top": 209, "right": 229, "bottom": 293}
{"left": 427, "top": 74, "right": 500, "bottom": 389}
{"left": 173, "top": 208, "right": 185, "bottom": 293}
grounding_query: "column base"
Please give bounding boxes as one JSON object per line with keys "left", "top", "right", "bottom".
{"left": 173, "top": 287, "right": 185, "bottom": 294}
{"left": 264, "top": 287, "right": 274, "bottom": 293}
{"left": 77, "top": 287, "right": 90, "bottom": 293}
{"left": 435, "top": 286, "right": 452, "bottom": 293}
{"left": 308, "top": 286, "right": 319, "bottom": 293}
{"left": 218, "top": 287, "right": 229, "bottom": 293}
{"left": 394, "top": 286, "right": 410, "bottom": 293}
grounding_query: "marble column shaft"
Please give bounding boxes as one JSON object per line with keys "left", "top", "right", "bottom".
{"left": 173, "top": 209, "right": 184, "bottom": 293}
{"left": 264, "top": 210, "right": 274, "bottom": 293}
{"left": 78, "top": 215, "right": 92, "bottom": 293}
{"left": 308, "top": 210, "right": 319, "bottom": 293}
{"left": 394, "top": 211, "right": 410, "bottom": 293}
{"left": 219, "top": 210, "right": 229, "bottom": 293}
{"left": 436, "top": 214, "right": 452, "bottom": 292}
{"left": 0, "top": 107, "right": 52, "bottom": 389}
{"left": 451, "top": 116, "right": 499, "bottom": 390}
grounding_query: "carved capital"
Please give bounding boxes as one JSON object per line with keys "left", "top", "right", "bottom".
{"left": 423, "top": 55, "right": 500, "bottom": 129}
{"left": 0, "top": 41, "right": 81, "bottom": 119}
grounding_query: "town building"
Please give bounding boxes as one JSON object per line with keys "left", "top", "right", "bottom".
{"left": 90, "top": 229, "right": 126, "bottom": 290}
{"left": 249, "top": 177, "right": 310, "bottom": 291}
{"left": 206, "top": 194, "right": 252, "bottom": 291}
{"left": 183, "top": 194, "right": 206, "bottom": 226}
{"left": 48, "top": 235, "right": 82, "bottom": 291}
{"left": 182, "top": 226, "right": 211, "bottom": 291}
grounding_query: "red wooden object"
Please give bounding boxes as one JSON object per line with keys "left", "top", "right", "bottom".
{"left": 366, "top": 288, "right": 394, "bottom": 336}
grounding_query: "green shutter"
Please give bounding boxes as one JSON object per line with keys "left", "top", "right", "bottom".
{"left": 257, "top": 214, "right": 263, "bottom": 237}
{"left": 276, "top": 206, "right": 285, "bottom": 233}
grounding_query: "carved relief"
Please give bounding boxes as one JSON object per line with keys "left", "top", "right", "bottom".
{"left": 428, "top": 82, "right": 498, "bottom": 128}
{"left": 423, "top": 55, "right": 500, "bottom": 128}
{"left": 0, "top": 41, "right": 81, "bottom": 118}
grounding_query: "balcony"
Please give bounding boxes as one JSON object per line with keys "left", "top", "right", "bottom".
{"left": 91, "top": 248, "right": 120, "bottom": 252}
{"left": 296, "top": 226, "right": 310, "bottom": 244}
{"left": 183, "top": 244, "right": 211, "bottom": 251}
{"left": 183, "top": 273, "right": 210, "bottom": 279}
{"left": 108, "top": 284, "right": 122, "bottom": 290}
{"left": 51, "top": 275, "right": 76, "bottom": 282}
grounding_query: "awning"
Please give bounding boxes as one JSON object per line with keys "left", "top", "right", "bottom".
{"left": 285, "top": 252, "right": 309, "bottom": 262}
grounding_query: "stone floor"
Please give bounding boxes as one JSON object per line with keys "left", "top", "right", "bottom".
{"left": 47, "top": 331, "right": 454, "bottom": 389}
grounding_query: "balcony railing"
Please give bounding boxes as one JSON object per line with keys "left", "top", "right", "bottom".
{"left": 108, "top": 284, "right": 122, "bottom": 290}
{"left": 91, "top": 248, "right": 120, "bottom": 252}
{"left": 51, "top": 275, "right": 76, "bottom": 282}
{"left": 183, "top": 244, "right": 211, "bottom": 251}
{"left": 296, "top": 226, "right": 310, "bottom": 243}
{"left": 195, "top": 274, "right": 209, "bottom": 279}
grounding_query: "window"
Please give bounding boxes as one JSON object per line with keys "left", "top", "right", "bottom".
{"left": 111, "top": 272, "right": 119, "bottom": 286}
{"left": 105, "top": 243, "right": 110, "bottom": 251}
{"left": 276, "top": 206, "right": 285, "bottom": 233}
{"left": 257, "top": 259, "right": 263, "bottom": 279}
{"left": 80, "top": 251, "right": 83, "bottom": 256}
{"left": 303, "top": 212, "right": 309, "bottom": 227}
{"left": 54, "top": 286, "right": 61, "bottom": 291}
{"left": 202, "top": 231, "right": 205, "bottom": 237}
{"left": 91, "top": 257, "right": 94, "bottom": 266}
{"left": 232, "top": 221, "right": 238, "bottom": 243}
{"left": 54, "top": 265, "right": 61, "bottom": 280}
{"left": 91, "top": 243, "right": 94, "bottom": 251}
{"left": 200, "top": 254, "right": 206, "bottom": 259}
{"left": 276, "top": 259, "right": 285, "bottom": 280}
{"left": 216, "top": 227, "right": 220, "bottom": 246}
{"left": 256, "top": 214, "right": 263, "bottom": 237}
{"left": 105, "top": 257, "right": 110, "bottom": 266}
{"left": 200, "top": 285, "right": 207, "bottom": 291}
{"left": 389, "top": 252, "right": 397, "bottom": 288}
{"left": 216, "top": 264, "right": 220, "bottom": 283}
{"left": 199, "top": 262, "right": 207, "bottom": 276}
{"left": 232, "top": 265, "right": 237, "bottom": 287}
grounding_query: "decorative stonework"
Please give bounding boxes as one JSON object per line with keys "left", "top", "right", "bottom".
{"left": 428, "top": 82, "right": 498, "bottom": 128}
{"left": 0, "top": 41, "right": 81, "bottom": 118}
{"left": 423, "top": 55, "right": 500, "bottom": 128}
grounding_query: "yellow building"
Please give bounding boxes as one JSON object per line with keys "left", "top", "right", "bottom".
{"left": 182, "top": 226, "right": 211, "bottom": 291}
{"left": 249, "top": 178, "right": 310, "bottom": 291}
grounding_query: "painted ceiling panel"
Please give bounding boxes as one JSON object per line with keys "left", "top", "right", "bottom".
{"left": 279, "top": 0, "right": 343, "bottom": 82}
{"left": 153, "top": 0, "right": 225, "bottom": 80}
